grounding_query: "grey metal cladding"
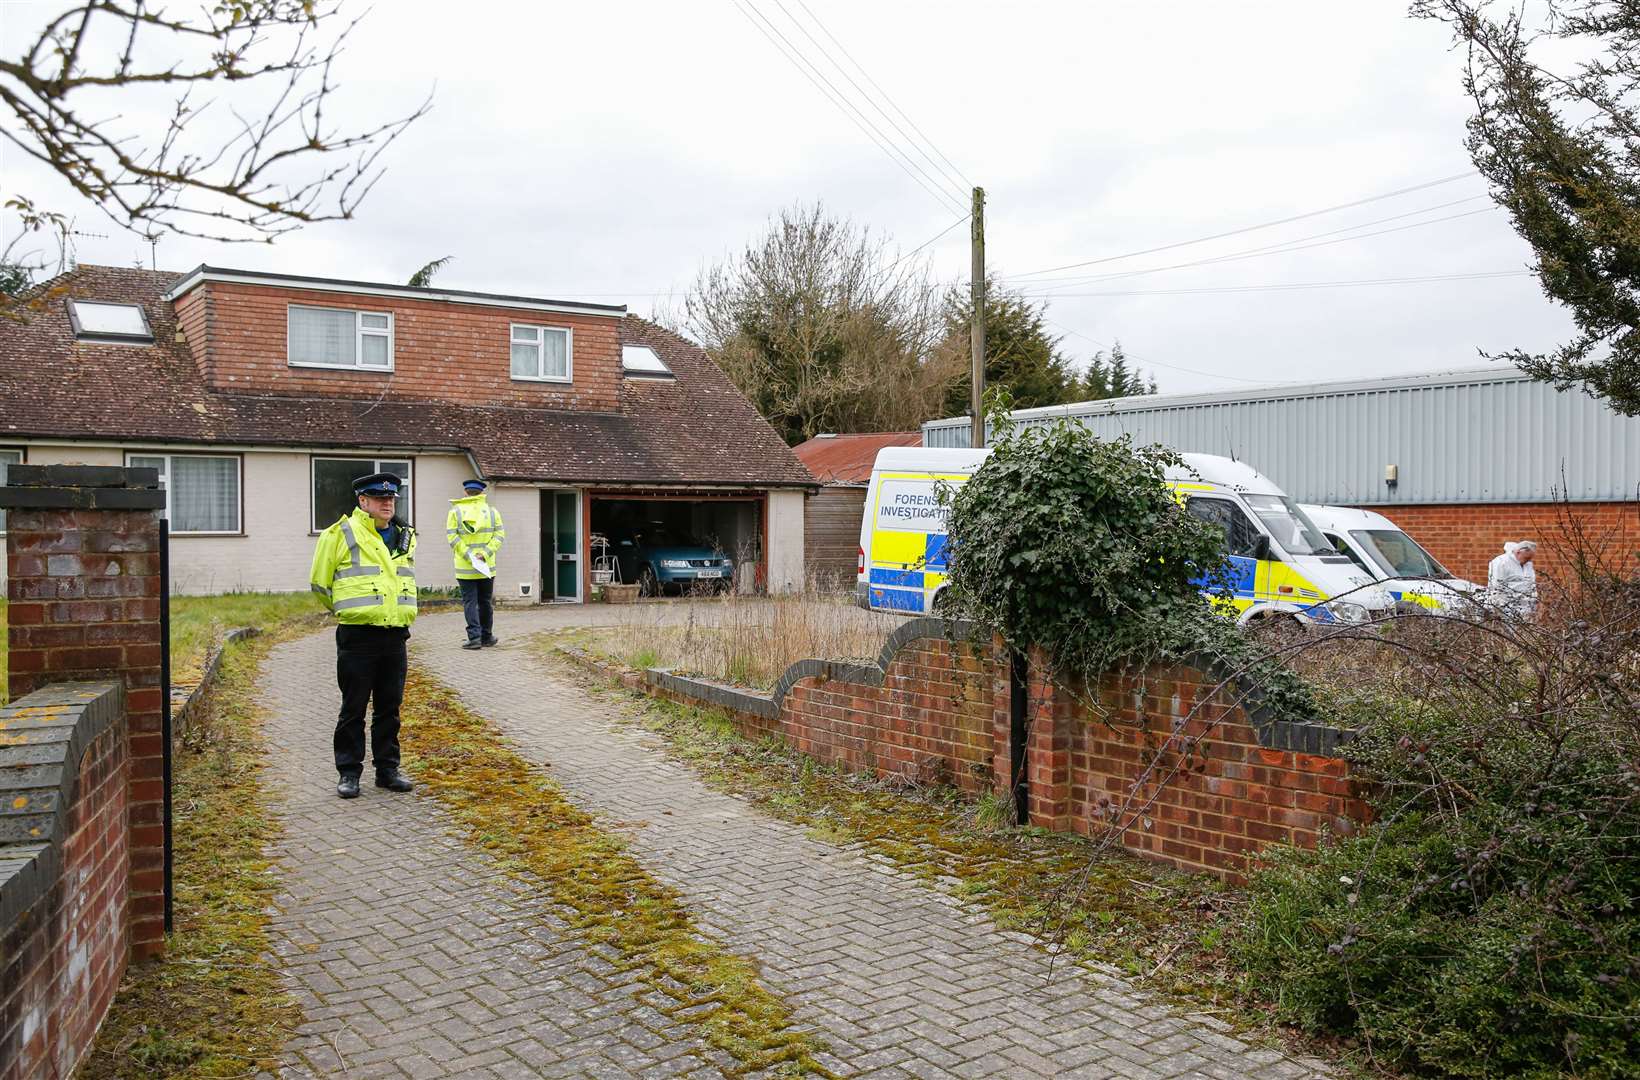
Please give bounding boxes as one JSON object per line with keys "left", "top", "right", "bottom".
{"left": 922, "top": 366, "right": 1640, "bottom": 505}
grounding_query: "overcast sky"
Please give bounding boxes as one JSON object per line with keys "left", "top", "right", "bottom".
{"left": 2, "top": 0, "right": 1578, "bottom": 398}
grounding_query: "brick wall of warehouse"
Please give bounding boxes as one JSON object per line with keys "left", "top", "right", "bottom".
{"left": 1361, "top": 501, "right": 1640, "bottom": 586}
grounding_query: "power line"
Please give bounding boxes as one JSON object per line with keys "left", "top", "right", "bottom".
{"left": 1045, "top": 317, "right": 1271, "bottom": 385}
{"left": 878, "top": 211, "right": 972, "bottom": 278}
{"left": 730, "top": 0, "right": 968, "bottom": 215}
{"left": 788, "top": 0, "right": 974, "bottom": 192}
{"left": 1010, "top": 195, "right": 1493, "bottom": 288}
{"left": 1019, "top": 269, "right": 1533, "bottom": 298}
{"left": 1006, "top": 171, "right": 1480, "bottom": 280}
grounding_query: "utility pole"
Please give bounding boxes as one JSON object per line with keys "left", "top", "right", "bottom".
{"left": 969, "top": 186, "right": 986, "bottom": 450}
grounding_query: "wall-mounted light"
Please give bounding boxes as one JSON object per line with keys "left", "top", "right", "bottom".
{"left": 1385, "top": 464, "right": 1399, "bottom": 491}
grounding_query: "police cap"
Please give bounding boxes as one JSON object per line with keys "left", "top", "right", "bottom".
{"left": 463, "top": 477, "right": 488, "bottom": 492}
{"left": 353, "top": 472, "right": 402, "bottom": 497}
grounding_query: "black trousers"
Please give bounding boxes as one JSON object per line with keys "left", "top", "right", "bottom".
{"left": 459, "top": 577, "right": 495, "bottom": 642}
{"left": 334, "top": 624, "right": 409, "bottom": 777}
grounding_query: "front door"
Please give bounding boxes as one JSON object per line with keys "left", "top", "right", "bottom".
{"left": 547, "top": 491, "right": 580, "bottom": 601}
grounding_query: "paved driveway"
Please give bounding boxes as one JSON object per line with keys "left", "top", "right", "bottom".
{"left": 256, "top": 605, "right": 1331, "bottom": 1079}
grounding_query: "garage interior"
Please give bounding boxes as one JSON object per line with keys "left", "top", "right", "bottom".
{"left": 588, "top": 494, "right": 763, "bottom": 593}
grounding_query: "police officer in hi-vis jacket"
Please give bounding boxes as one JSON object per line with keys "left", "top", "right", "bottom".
{"left": 447, "top": 477, "right": 505, "bottom": 650}
{"left": 309, "top": 472, "right": 418, "bottom": 799}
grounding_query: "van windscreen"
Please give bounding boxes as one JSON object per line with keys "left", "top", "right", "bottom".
{"left": 1241, "top": 494, "right": 1335, "bottom": 556}
{"left": 1351, "top": 529, "right": 1451, "bottom": 578}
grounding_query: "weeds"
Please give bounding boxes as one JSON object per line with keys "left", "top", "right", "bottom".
{"left": 397, "top": 665, "right": 836, "bottom": 1077}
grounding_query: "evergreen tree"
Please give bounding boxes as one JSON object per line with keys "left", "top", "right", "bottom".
{"left": 936, "top": 277, "right": 1077, "bottom": 415}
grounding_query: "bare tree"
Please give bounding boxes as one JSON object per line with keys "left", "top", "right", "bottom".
{"left": 683, "top": 203, "right": 953, "bottom": 443}
{"left": 1, "top": 0, "right": 428, "bottom": 278}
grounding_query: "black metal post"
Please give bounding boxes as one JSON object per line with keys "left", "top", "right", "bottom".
{"left": 159, "top": 519, "right": 173, "bottom": 934}
{"left": 1009, "top": 650, "right": 1029, "bottom": 824}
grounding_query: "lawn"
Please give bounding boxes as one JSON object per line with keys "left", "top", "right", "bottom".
{"left": 0, "top": 592, "right": 324, "bottom": 704}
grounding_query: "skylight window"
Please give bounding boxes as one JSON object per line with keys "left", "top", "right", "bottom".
{"left": 622, "top": 344, "right": 672, "bottom": 377}
{"left": 67, "top": 300, "right": 153, "bottom": 343}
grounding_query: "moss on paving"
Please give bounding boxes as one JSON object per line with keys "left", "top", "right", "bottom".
{"left": 534, "top": 634, "right": 1271, "bottom": 1025}
{"left": 398, "top": 665, "right": 837, "bottom": 1077}
{"left": 77, "top": 634, "right": 301, "bottom": 1079}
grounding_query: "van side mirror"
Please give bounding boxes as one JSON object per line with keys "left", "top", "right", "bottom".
{"left": 1251, "top": 534, "right": 1273, "bottom": 561}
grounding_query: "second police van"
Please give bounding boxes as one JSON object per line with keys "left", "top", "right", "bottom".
{"left": 856, "top": 446, "right": 1394, "bottom": 624}
{"left": 1300, "top": 504, "right": 1481, "bottom": 614}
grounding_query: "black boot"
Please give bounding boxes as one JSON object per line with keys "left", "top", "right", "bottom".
{"left": 481, "top": 635, "right": 500, "bottom": 647}
{"left": 337, "top": 774, "right": 361, "bottom": 799}
{"left": 375, "top": 768, "right": 414, "bottom": 793}
{"left": 462, "top": 639, "right": 483, "bottom": 650}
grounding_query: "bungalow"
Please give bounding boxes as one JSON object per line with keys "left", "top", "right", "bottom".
{"left": 0, "top": 264, "right": 817, "bottom": 598}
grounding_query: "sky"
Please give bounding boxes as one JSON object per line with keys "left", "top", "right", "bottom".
{"left": 1, "top": 0, "right": 1580, "bottom": 399}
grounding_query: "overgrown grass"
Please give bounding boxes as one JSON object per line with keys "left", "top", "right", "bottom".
{"left": 398, "top": 665, "right": 837, "bottom": 1077}
{"left": 536, "top": 636, "right": 1265, "bottom": 1017}
{"left": 78, "top": 634, "right": 300, "bottom": 1078}
{"left": 576, "top": 589, "right": 899, "bottom": 689}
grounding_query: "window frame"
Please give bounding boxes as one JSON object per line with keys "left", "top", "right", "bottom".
{"left": 286, "top": 304, "right": 396, "bottom": 372}
{"left": 66, "top": 299, "right": 154, "bottom": 344}
{"left": 508, "top": 322, "right": 573, "bottom": 383}
{"left": 621, "top": 344, "right": 673, "bottom": 379}
{"left": 309, "top": 456, "right": 415, "bottom": 534}
{"left": 122, "top": 451, "right": 244, "bottom": 536}
{"left": 0, "top": 447, "right": 25, "bottom": 535}
{"left": 1186, "top": 495, "right": 1265, "bottom": 560}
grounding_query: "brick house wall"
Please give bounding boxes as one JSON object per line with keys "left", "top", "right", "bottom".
{"left": 0, "top": 686, "right": 129, "bottom": 1080}
{"left": 626, "top": 619, "right": 1362, "bottom": 882}
{"left": 1364, "top": 501, "right": 1640, "bottom": 585}
{"left": 176, "top": 281, "right": 625, "bottom": 411}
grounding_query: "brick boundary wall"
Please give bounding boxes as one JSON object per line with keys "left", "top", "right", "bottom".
{"left": 1357, "top": 501, "right": 1640, "bottom": 585}
{"left": 0, "top": 682, "right": 129, "bottom": 1080}
{"left": 602, "top": 618, "right": 1364, "bottom": 881}
{"left": 2, "top": 465, "right": 166, "bottom": 960}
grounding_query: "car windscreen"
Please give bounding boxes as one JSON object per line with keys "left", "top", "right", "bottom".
{"left": 1240, "top": 494, "right": 1335, "bottom": 556}
{"left": 1351, "top": 529, "right": 1451, "bottom": 578}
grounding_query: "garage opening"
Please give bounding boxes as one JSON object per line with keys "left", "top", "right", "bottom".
{"left": 590, "top": 494, "right": 763, "bottom": 596}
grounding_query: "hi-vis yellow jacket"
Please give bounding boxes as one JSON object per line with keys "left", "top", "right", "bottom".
{"left": 309, "top": 508, "right": 419, "bottom": 627}
{"left": 446, "top": 494, "right": 505, "bottom": 581}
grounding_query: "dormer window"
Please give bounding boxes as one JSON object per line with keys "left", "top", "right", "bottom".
{"left": 622, "top": 344, "right": 672, "bottom": 378}
{"left": 67, "top": 300, "right": 153, "bottom": 344}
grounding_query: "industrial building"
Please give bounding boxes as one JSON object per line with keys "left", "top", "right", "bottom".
{"left": 922, "top": 366, "right": 1640, "bottom": 583}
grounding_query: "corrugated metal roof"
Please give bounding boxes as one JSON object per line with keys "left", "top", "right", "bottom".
{"left": 791, "top": 432, "right": 922, "bottom": 485}
{"left": 923, "top": 366, "right": 1640, "bottom": 505}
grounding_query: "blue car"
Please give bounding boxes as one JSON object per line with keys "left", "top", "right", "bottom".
{"left": 614, "top": 530, "right": 734, "bottom": 595}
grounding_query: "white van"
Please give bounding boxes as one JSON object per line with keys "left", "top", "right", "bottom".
{"left": 857, "top": 446, "right": 1393, "bottom": 625}
{"left": 1301, "top": 504, "right": 1481, "bottom": 614}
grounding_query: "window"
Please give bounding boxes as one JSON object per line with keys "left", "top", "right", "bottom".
{"left": 1351, "top": 529, "right": 1452, "bottom": 579}
{"left": 67, "top": 300, "right": 153, "bottom": 343}
{"left": 1186, "top": 497, "right": 1264, "bottom": 558}
{"left": 621, "top": 344, "right": 672, "bottom": 377}
{"left": 1327, "top": 532, "right": 1374, "bottom": 576}
{"left": 0, "top": 448, "right": 22, "bottom": 532}
{"left": 510, "top": 324, "right": 571, "bottom": 382}
{"left": 1241, "top": 493, "right": 1334, "bottom": 556}
{"left": 288, "top": 305, "right": 393, "bottom": 370}
{"left": 125, "top": 453, "right": 240, "bottom": 534}
{"left": 311, "top": 457, "right": 412, "bottom": 532}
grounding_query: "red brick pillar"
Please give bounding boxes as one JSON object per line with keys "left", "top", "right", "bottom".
{"left": 1025, "top": 645, "right": 1073, "bottom": 830}
{"left": 2, "top": 464, "right": 167, "bottom": 959}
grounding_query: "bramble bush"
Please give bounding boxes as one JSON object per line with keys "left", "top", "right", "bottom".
{"left": 1236, "top": 516, "right": 1640, "bottom": 1079}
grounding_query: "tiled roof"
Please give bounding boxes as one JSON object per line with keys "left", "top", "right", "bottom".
{"left": 791, "top": 432, "right": 922, "bottom": 485}
{"left": 0, "top": 265, "right": 815, "bottom": 489}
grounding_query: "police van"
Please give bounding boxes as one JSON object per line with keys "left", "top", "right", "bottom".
{"left": 856, "top": 446, "right": 1393, "bottom": 624}
{"left": 1300, "top": 504, "right": 1481, "bottom": 614}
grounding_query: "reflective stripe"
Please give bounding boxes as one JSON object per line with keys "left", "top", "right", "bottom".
{"left": 335, "top": 565, "right": 382, "bottom": 579}
{"left": 311, "top": 583, "right": 332, "bottom": 599}
{"left": 397, "top": 567, "right": 415, "bottom": 577}
{"left": 333, "top": 595, "right": 385, "bottom": 610}
{"left": 399, "top": 595, "right": 418, "bottom": 606}
{"left": 338, "top": 518, "right": 363, "bottom": 564}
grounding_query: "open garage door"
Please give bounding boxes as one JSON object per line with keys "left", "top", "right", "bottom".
{"left": 590, "top": 494, "right": 763, "bottom": 595}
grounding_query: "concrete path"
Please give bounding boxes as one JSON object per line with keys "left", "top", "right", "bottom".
{"left": 385, "top": 607, "right": 1332, "bottom": 1080}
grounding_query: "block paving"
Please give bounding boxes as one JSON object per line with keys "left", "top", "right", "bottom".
{"left": 255, "top": 607, "right": 1335, "bottom": 1078}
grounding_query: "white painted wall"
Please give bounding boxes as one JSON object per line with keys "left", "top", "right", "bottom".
{"left": 486, "top": 485, "right": 542, "bottom": 603}
{"left": 767, "top": 490, "right": 806, "bottom": 593}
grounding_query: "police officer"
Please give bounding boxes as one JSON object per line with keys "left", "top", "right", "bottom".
{"left": 309, "top": 472, "right": 418, "bottom": 799}
{"left": 447, "top": 477, "right": 505, "bottom": 650}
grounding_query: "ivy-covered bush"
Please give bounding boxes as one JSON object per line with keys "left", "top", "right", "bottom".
{"left": 938, "top": 414, "right": 1313, "bottom": 716}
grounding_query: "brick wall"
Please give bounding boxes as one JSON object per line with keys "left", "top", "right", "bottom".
{"left": 182, "top": 280, "right": 624, "bottom": 411}
{"left": 0, "top": 683, "right": 130, "bottom": 1080}
{"left": 3, "top": 465, "right": 167, "bottom": 960}
{"left": 1358, "top": 500, "right": 1640, "bottom": 585}
{"left": 625, "top": 618, "right": 1364, "bottom": 882}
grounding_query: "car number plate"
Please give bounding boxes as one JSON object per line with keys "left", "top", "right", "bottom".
{"left": 695, "top": 569, "right": 725, "bottom": 578}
